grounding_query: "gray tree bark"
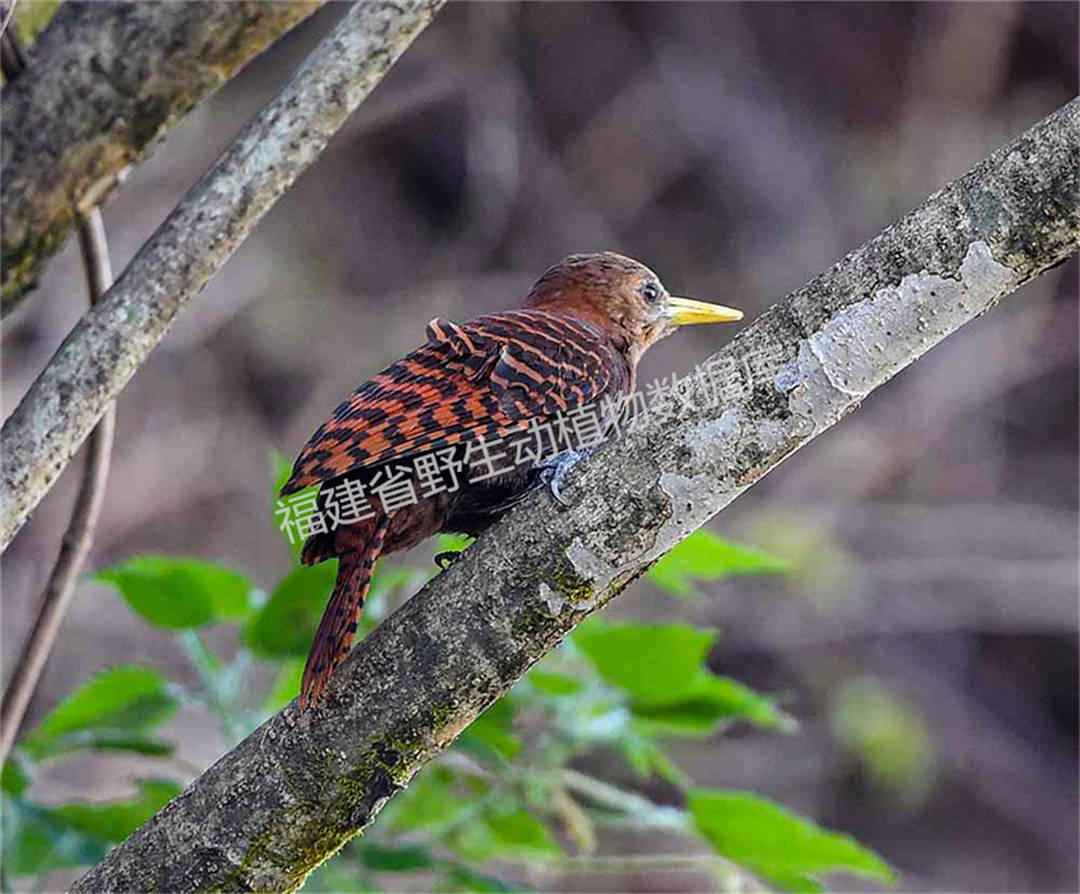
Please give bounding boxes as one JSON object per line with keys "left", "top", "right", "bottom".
{"left": 1, "top": 0, "right": 328, "bottom": 314}
{"left": 69, "top": 98, "right": 1079, "bottom": 894}
{"left": 0, "top": 0, "right": 446, "bottom": 551}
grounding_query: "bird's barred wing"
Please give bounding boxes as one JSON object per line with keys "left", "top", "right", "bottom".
{"left": 471, "top": 311, "right": 616, "bottom": 415}
{"left": 281, "top": 310, "right": 624, "bottom": 494}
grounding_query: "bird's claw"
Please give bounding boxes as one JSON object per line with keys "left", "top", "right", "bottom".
{"left": 434, "top": 550, "right": 461, "bottom": 569}
{"left": 539, "top": 448, "right": 596, "bottom": 507}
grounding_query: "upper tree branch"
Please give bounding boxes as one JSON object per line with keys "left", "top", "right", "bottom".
{"left": 0, "top": 0, "right": 447, "bottom": 551}
{"left": 0, "top": 0, "right": 327, "bottom": 314}
{"left": 70, "top": 98, "right": 1079, "bottom": 894}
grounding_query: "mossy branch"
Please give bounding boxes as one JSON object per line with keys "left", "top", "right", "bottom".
{"left": 1, "top": 0, "right": 328, "bottom": 314}
{"left": 69, "top": 98, "right": 1078, "bottom": 893}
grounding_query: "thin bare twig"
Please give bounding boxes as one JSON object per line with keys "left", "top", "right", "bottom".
{"left": 0, "top": 0, "right": 18, "bottom": 39}
{"left": 0, "top": 208, "right": 116, "bottom": 767}
{"left": 0, "top": 0, "right": 16, "bottom": 34}
{"left": 0, "top": 0, "right": 25, "bottom": 83}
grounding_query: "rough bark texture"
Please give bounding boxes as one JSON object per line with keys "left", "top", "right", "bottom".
{"left": 69, "top": 98, "right": 1078, "bottom": 894}
{"left": 1, "top": 1, "right": 328, "bottom": 314}
{"left": 0, "top": 0, "right": 447, "bottom": 551}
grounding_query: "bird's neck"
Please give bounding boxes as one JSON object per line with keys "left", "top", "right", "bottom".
{"left": 531, "top": 300, "right": 635, "bottom": 357}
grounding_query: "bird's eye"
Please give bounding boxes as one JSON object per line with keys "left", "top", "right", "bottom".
{"left": 642, "top": 282, "right": 661, "bottom": 304}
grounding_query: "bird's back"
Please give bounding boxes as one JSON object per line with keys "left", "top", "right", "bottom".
{"left": 282, "top": 309, "right": 630, "bottom": 497}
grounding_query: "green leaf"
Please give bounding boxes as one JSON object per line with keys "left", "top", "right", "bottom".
{"left": 451, "top": 809, "right": 560, "bottom": 861}
{"left": 617, "top": 735, "right": 691, "bottom": 787}
{"left": 2, "top": 757, "right": 29, "bottom": 796}
{"left": 689, "top": 789, "right": 896, "bottom": 887}
{"left": 2, "top": 796, "right": 71, "bottom": 877}
{"left": 37, "top": 731, "right": 174, "bottom": 757}
{"left": 648, "top": 529, "right": 791, "bottom": 598}
{"left": 633, "top": 675, "right": 796, "bottom": 735}
{"left": 246, "top": 559, "right": 407, "bottom": 658}
{"left": 97, "top": 555, "right": 253, "bottom": 628}
{"left": 48, "top": 779, "right": 181, "bottom": 843}
{"left": 458, "top": 699, "right": 520, "bottom": 763}
{"left": 575, "top": 621, "right": 794, "bottom": 742}
{"left": 1, "top": 794, "right": 109, "bottom": 878}
{"left": 244, "top": 563, "right": 337, "bottom": 657}
{"left": 367, "top": 566, "right": 422, "bottom": 600}
{"left": 382, "top": 766, "right": 485, "bottom": 835}
{"left": 755, "top": 868, "right": 825, "bottom": 893}
{"left": 358, "top": 842, "right": 434, "bottom": 872}
{"left": 485, "top": 809, "right": 560, "bottom": 856}
{"left": 526, "top": 669, "right": 583, "bottom": 696}
{"left": 21, "top": 666, "right": 176, "bottom": 761}
{"left": 444, "top": 865, "right": 515, "bottom": 892}
{"left": 12, "top": 0, "right": 60, "bottom": 45}
{"left": 574, "top": 621, "right": 715, "bottom": 704}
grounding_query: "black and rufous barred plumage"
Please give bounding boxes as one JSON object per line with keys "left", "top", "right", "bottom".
{"left": 281, "top": 252, "right": 742, "bottom": 708}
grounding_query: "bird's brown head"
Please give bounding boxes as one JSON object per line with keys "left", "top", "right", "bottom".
{"left": 522, "top": 252, "right": 742, "bottom": 365}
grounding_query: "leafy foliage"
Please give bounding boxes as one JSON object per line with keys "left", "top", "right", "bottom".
{"left": 1, "top": 758, "right": 29, "bottom": 797}
{"left": 574, "top": 620, "right": 795, "bottom": 734}
{"left": 3, "top": 779, "right": 180, "bottom": 880}
{"left": 20, "top": 666, "right": 177, "bottom": 761}
{"left": 575, "top": 621, "right": 715, "bottom": 702}
{"left": 48, "top": 779, "right": 182, "bottom": 844}
{"left": 2, "top": 666, "right": 184, "bottom": 885}
{"left": 689, "top": 790, "right": 897, "bottom": 890}
{"left": 3, "top": 455, "right": 896, "bottom": 892}
{"left": 647, "top": 529, "right": 793, "bottom": 599}
{"left": 96, "top": 556, "right": 254, "bottom": 628}
{"left": 244, "top": 563, "right": 339, "bottom": 657}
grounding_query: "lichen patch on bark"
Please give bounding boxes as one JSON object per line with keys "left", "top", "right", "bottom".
{"left": 780, "top": 240, "right": 1017, "bottom": 434}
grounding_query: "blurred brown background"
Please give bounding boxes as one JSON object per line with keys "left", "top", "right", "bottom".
{"left": 3, "top": 2, "right": 1077, "bottom": 891}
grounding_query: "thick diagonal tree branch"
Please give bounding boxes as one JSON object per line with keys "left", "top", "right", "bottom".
{"left": 69, "top": 99, "right": 1078, "bottom": 894}
{"left": 1, "top": 0, "right": 327, "bottom": 313}
{"left": 0, "top": 0, "right": 446, "bottom": 551}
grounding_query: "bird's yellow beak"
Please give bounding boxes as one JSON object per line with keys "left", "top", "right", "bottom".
{"left": 668, "top": 296, "right": 743, "bottom": 326}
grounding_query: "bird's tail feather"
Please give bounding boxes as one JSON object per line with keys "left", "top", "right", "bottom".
{"left": 299, "top": 515, "right": 391, "bottom": 709}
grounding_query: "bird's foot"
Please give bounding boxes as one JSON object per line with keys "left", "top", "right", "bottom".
{"left": 539, "top": 447, "right": 597, "bottom": 507}
{"left": 434, "top": 550, "right": 461, "bottom": 570}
